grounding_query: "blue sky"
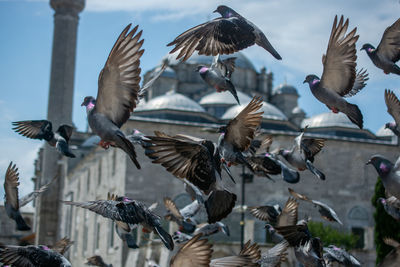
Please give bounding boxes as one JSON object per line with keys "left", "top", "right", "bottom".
{"left": 0, "top": 0, "right": 399, "bottom": 198}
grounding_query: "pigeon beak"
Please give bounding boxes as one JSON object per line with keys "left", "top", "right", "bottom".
{"left": 213, "top": 9, "right": 218, "bottom": 13}
{"left": 80, "top": 101, "right": 85, "bottom": 106}
{"left": 303, "top": 79, "right": 307, "bottom": 84}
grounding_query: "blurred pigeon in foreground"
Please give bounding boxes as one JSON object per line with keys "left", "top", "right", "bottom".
{"left": 378, "top": 196, "right": 400, "bottom": 221}
{"left": 361, "top": 18, "right": 400, "bottom": 75}
{"left": 258, "top": 240, "right": 289, "bottom": 267}
{"left": 63, "top": 195, "right": 173, "bottom": 250}
{"left": 289, "top": 188, "right": 342, "bottom": 224}
{"left": 3, "top": 162, "right": 31, "bottom": 231}
{"left": 0, "top": 245, "right": 71, "bottom": 266}
{"left": 367, "top": 155, "right": 400, "bottom": 199}
{"left": 163, "top": 197, "right": 198, "bottom": 233}
{"left": 323, "top": 245, "right": 361, "bottom": 267}
{"left": 86, "top": 255, "right": 113, "bottom": 267}
{"left": 167, "top": 5, "right": 281, "bottom": 61}
{"left": 379, "top": 238, "right": 400, "bottom": 267}
{"left": 384, "top": 89, "right": 400, "bottom": 136}
{"left": 304, "top": 15, "right": 367, "bottom": 129}
{"left": 12, "top": 120, "right": 75, "bottom": 157}
{"left": 196, "top": 55, "right": 239, "bottom": 104}
{"left": 279, "top": 127, "right": 325, "bottom": 180}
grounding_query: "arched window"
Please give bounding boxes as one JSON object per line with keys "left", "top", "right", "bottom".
{"left": 347, "top": 206, "right": 369, "bottom": 249}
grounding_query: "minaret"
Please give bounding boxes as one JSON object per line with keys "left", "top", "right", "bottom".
{"left": 35, "top": 0, "right": 84, "bottom": 245}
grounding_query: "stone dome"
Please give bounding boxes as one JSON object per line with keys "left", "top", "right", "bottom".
{"left": 164, "top": 51, "right": 256, "bottom": 71}
{"left": 199, "top": 91, "right": 253, "bottom": 106}
{"left": 301, "top": 112, "right": 358, "bottom": 129}
{"left": 376, "top": 124, "right": 395, "bottom": 137}
{"left": 136, "top": 91, "right": 205, "bottom": 112}
{"left": 222, "top": 101, "right": 287, "bottom": 121}
{"left": 292, "top": 106, "right": 305, "bottom": 115}
{"left": 273, "top": 83, "right": 298, "bottom": 96}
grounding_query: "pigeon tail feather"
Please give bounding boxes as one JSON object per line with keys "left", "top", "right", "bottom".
{"left": 393, "top": 64, "right": 400, "bottom": 75}
{"left": 154, "top": 225, "right": 174, "bottom": 251}
{"left": 306, "top": 160, "right": 325, "bottom": 181}
{"left": 256, "top": 34, "right": 282, "bottom": 60}
{"left": 205, "top": 190, "right": 237, "bottom": 223}
{"left": 344, "top": 103, "right": 363, "bottom": 129}
{"left": 116, "top": 133, "right": 141, "bottom": 169}
{"left": 226, "top": 80, "right": 240, "bottom": 104}
{"left": 15, "top": 213, "right": 31, "bottom": 231}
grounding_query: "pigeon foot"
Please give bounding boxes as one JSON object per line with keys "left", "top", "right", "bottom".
{"left": 99, "top": 140, "right": 111, "bottom": 149}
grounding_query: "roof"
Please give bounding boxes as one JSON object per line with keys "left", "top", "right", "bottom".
{"left": 163, "top": 51, "right": 256, "bottom": 71}
{"left": 272, "top": 83, "right": 299, "bottom": 96}
{"left": 221, "top": 101, "right": 287, "bottom": 121}
{"left": 301, "top": 112, "right": 358, "bottom": 129}
{"left": 376, "top": 124, "right": 395, "bottom": 137}
{"left": 199, "top": 90, "right": 253, "bottom": 106}
{"left": 136, "top": 91, "right": 205, "bottom": 112}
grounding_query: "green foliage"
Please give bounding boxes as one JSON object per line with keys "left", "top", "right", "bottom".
{"left": 308, "top": 221, "right": 358, "bottom": 250}
{"left": 371, "top": 177, "right": 400, "bottom": 265}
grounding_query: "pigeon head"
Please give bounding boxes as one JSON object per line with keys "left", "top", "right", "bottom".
{"left": 81, "top": 96, "right": 96, "bottom": 111}
{"left": 385, "top": 122, "right": 396, "bottom": 130}
{"left": 195, "top": 65, "right": 209, "bottom": 74}
{"left": 360, "top": 43, "right": 376, "bottom": 53}
{"left": 214, "top": 5, "right": 238, "bottom": 18}
{"left": 303, "top": 75, "right": 320, "bottom": 87}
{"left": 377, "top": 197, "right": 386, "bottom": 205}
{"left": 216, "top": 222, "right": 230, "bottom": 236}
{"left": 366, "top": 155, "right": 393, "bottom": 176}
{"left": 278, "top": 149, "right": 290, "bottom": 159}
{"left": 264, "top": 224, "right": 275, "bottom": 234}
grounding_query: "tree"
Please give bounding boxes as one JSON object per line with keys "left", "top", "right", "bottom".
{"left": 308, "top": 221, "right": 358, "bottom": 250}
{"left": 371, "top": 177, "right": 400, "bottom": 265}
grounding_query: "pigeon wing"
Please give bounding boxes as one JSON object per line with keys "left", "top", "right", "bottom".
{"left": 62, "top": 200, "right": 126, "bottom": 222}
{"left": 4, "top": 162, "right": 20, "bottom": 210}
{"left": 51, "top": 237, "right": 74, "bottom": 255}
{"left": 95, "top": 24, "right": 144, "bottom": 128}
{"left": 0, "top": 245, "right": 37, "bottom": 267}
{"left": 248, "top": 205, "right": 280, "bottom": 223}
{"left": 224, "top": 96, "right": 263, "bottom": 152}
{"left": 12, "top": 120, "right": 53, "bottom": 141}
{"left": 56, "top": 125, "right": 74, "bottom": 142}
{"left": 343, "top": 69, "right": 369, "bottom": 98}
{"left": 170, "top": 234, "right": 212, "bottom": 267}
{"left": 277, "top": 197, "right": 299, "bottom": 227}
{"left": 19, "top": 174, "right": 57, "bottom": 207}
{"left": 385, "top": 89, "right": 400, "bottom": 127}
{"left": 376, "top": 18, "right": 400, "bottom": 63}
{"left": 320, "top": 15, "right": 359, "bottom": 96}
{"left": 301, "top": 138, "right": 325, "bottom": 160}
{"left": 164, "top": 197, "right": 184, "bottom": 221}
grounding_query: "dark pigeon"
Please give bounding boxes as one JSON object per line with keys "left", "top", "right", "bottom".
{"left": 323, "top": 245, "right": 361, "bottom": 267}
{"left": 167, "top": 5, "right": 282, "bottom": 61}
{"left": 0, "top": 245, "right": 71, "bottom": 266}
{"left": 361, "top": 18, "right": 400, "bottom": 75}
{"left": 62, "top": 195, "right": 174, "bottom": 251}
{"left": 367, "top": 155, "right": 400, "bottom": 199}
{"left": 378, "top": 196, "right": 400, "bottom": 221}
{"left": 86, "top": 255, "right": 113, "bottom": 267}
{"left": 303, "top": 15, "right": 367, "bottom": 129}
{"left": 196, "top": 55, "right": 240, "bottom": 104}
{"left": 279, "top": 127, "right": 326, "bottom": 180}
{"left": 3, "top": 162, "right": 31, "bottom": 231}
{"left": 143, "top": 132, "right": 237, "bottom": 223}
{"left": 384, "top": 89, "right": 400, "bottom": 136}
{"left": 12, "top": 120, "right": 75, "bottom": 157}
{"left": 258, "top": 240, "right": 289, "bottom": 267}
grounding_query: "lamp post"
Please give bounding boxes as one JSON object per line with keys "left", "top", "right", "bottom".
{"left": 240, "top": 165, "right": 253, "bottom": 249}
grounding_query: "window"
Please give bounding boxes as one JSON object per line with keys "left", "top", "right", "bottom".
{"left": 98, "top": 160, "right": 102, "bottom": 185}
{"left": 112, "top": 150, "right": 117, "bottom": 176}
{"left": 108, "top": 220, "right": 115, "bottom": 249}
{"left": 352, "top": 227, "right": 365, "bottom": 249}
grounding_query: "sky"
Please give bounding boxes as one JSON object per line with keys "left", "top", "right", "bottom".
{"left": 0, "top": 0, "right": 399, "bottom": 199}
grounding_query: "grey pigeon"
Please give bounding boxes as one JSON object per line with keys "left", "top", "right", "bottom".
{"left": 80, "top": 24, "right": 146, "bottom": 169}
{"left": 265, "top": 224, "right": 285, "bottom": 244}
{"left": 378, "top": 196, "right": 400, "bottom": 221}
{"left": 279, "top": 127, "right": 326, "bottom": 180}
{"left": 323, "top": 245, "right": 361, "bottom": 267}
{"left": 3, "top": 162, "right": 31, "bottom": 231}
{"left": 183, "top": 179, "right": 205, "bottom": 205}
{"left": 379, "top": 238, "right": 400, "bottom": 267}
{"left": 172, "top": 231, "right": 193, "bottom": 244}
{"left": 218, "top": 96, "right": 264, "bottom": 169}
{"left": 62, "top": 195, "right": 174, "bottom": 250}
{"left": 19, "top": 174, "right": 57, "bottom": 207}
{"left": 167, "top": 5, "right": 281, "bottom": 61}
{"left": 303, "top": 15, "right": 367, "bottom": 129}
{"left": 196, "top": 55, "right": 240, "bottom": 104}
{"left": 172, "top": 221, "right": 230, "bottom": 243}
{"left": 163, "top": 197, "right": 198, "bottom": 233}
{"left": 289, "top": 188, "right": 342, "bottom": 225}
{"left": 86, "top": 255, "right": 113, "bottom": 267}
{"left": 143, "top": 132, "right": 237, "bottom": 223}
{"left": 126, "top": 129, "right": 150, "bottom": 145}
{"left": 384, "top": 89, "right": 400, "bottom": 136}
{"left": 367, "top": 154, "right": 400, "bottom": 199}
{"left": 361, "top": 18, "right": 400, "bottom": 75}
{"left": 258, "top": 240, "right": 289, "bottom": 267}
{"left": 12, "top": 120, "right": 75, "bottom": 158}
{"left": 0, "top": 245, "right": 71, "bottom": 267}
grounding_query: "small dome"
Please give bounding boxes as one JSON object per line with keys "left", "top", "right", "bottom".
{"left": 163, "top": 51, "right": 256, "bottom": 71}
{"left": 292, "top": 106, "right": 305, "bottom": 115}
{"left": 376, "top": 124, "right": 395, "bottom": 137}
{"left": 222, "top": 101, "right": 287, "bottom": 121}
{"left": 136, "top": 91, "right": 205, "bottom": 112}
{"left": 199, "top": 91, "right": 253, "bottom": 106}
{"left": 273, "top": 83, "right": 298, "bottom": 96}
{"left": 301, "top": 112, "right": 358, "bottom": 129}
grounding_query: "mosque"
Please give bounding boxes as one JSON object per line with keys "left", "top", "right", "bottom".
{"left": 3, "top": 1, "right": 399, "bottom": 267}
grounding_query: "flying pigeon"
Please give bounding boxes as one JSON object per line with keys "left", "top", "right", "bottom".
{"left": 258, "top": 240, "right": 289, "bottom": 267}
{"left": 384, "top": 89, "right": 400, "bottom": 136}
{"left": 278, "top": 127, "right": 326, "bottom": 180}
{"left": 196, "top": 55, "right": 240, "bottom": 104}
{"left": 50, "top": 237, "right": 74, "bottom": 255}
{"left": 379, "top": 237, "right": 400, "bottom": 267}
{"left": 169, "top": 234, "right": 212, "bottom": 267}
{"left": 218, "top": 96, "right": 264, "bottom": 169}
{"left": 143, "top": 132, "right": 237, "bottom": 223}
{"left": 167, "top": 5, "right": 282, "bottom": 61}
{"left": 163, "top": 197, "right": 199, "bottom": 233}
{"left": 378, "top": 196, "right": 400, "bottom": 221}
{"left": 367, "top": 155, "right": 400, "bottom": 199}
{"left": 86, "top": 255, "right": 113, "bottom": 267}
{"left": 0, "top": 245, "right": 71, "bottom": 267}
{"left": 289, "top": 188, "right": 342, "bottom": 225}
{"left": 210, "top": 240, "right": 261, "bottom": 266}
{"left": 323, "top": 245, "right": 361, "bottom": 267}
{"left": 126, "top": 129, "right": 150, "bottom": 145}
{"left": 81, "top": 24, "right": 167, "bottom": 169}
{"left": 172, "top": 221, "right": 230, "bottom": 243}
{"left": 361, "top": 18, "right": 400, "bottom": 75}
{"left": 303, "top": 15, "right": 368, "bottom": 129}
{"left": 12, "top": 120, "right": 75, "bottom": 158}
{"left": 275, "top": 223, "right": 325, "bottom": 267}
{"left": 62, "top": 195, "right": 174, "bottom": 250}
